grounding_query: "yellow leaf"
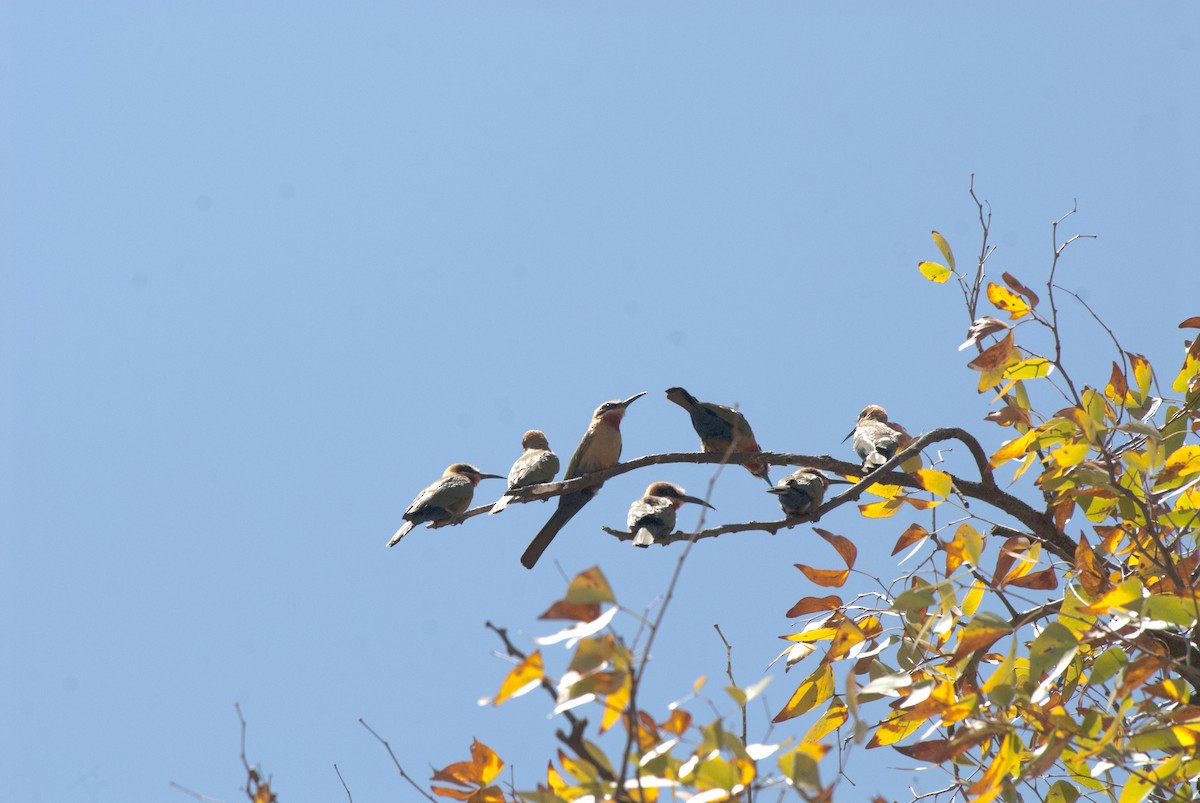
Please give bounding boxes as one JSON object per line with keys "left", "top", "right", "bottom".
{"left": 1129, "top": 352, "right": 1154, "bottom": 400}
{"left": 859, "top": 498, "right": 904, "bottom": 518}
{"left": 493, "top": 650, "right": 543, "bottom": 706}
{"left": 565, "top": 566, "right": 615, "bottom": 605}
{"left": 1083, "top": 577, "right": 1144, "bottom": 614}
{"left": 803, "top": 697, "right": 848, "bottom": 743}
{"left": 931, "top": 231, "right": 955, "bottom": 271}
{"left": 825, "top": 617, "right": 867, "bottom": 661}
{"left": 944, "top": 523, "right": 983, "bottom": 574}
{"left": 986, "top": 283, "right": 1032, "bottom": 320}
{"left": 1004, "top": 357, "right": 1055, "bottom": 380}
{"left": 600, "top": 672, "right": 629, "bottom": 733}
{"left": 1048, "top": 442, "right": 1090, "bottom": 469}
{"left": 967, "top": 732, "right": 1021, "bottom": 796}
{"left": 915, "top": 469, "right": 953, "bottom": 498}
{"left": 951, "top": 612, "right": 1013, "bottom": 662}
{"left": 962, "top": 579, "right": 986, "bottom": 616}
{"left": 772, "top": 663, "right": 834, "bottom": 722}
{"left": 866, "top": 713, "right": 923, "bottom": 748}
{"left": 991, "top": 429, "right": 1039, "bottom": 466}
{"left": 918, "top": 261, "right": 952, "bottom": 283}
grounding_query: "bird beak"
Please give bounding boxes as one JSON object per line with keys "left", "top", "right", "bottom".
{"left": 841, "top": 428, "right": 855, "bottom": 443}
{"left": 765, "top": 487, "right": 785, "bottom": 496}
{"left": 477, "top": 473, "right": 505, "bottom": 480}
{"left": 617, "top": 391, "right": 647, "bottom": 408}
{"left": 681, "top": 494, "right": 716, "bottom": 510}
{"left": 826, "top": 477, "right": 854, "bottom": 486}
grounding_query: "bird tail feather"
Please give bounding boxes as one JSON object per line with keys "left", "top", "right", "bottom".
{"left": 387, "top": 520, "right": 415, "bottom": 547}
{"left": 520, "top": 492, "right": 590, "bottom": 569}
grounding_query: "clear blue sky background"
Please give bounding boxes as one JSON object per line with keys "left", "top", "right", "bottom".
{"left": 3, "top": 4, "right": 1197, "bottom": 801}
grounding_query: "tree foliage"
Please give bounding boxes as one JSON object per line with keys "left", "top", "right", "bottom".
{"left": 215, "top": 186, "right": 1200, "bottom": 803}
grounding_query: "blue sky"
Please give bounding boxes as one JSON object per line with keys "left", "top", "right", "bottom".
{"left": 2, "top": 4, "right": 1198, "bottom": 801}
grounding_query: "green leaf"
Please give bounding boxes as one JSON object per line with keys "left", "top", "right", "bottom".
{"left": 565, "top": 566, "right": 615, "bottom": 605}
{"left": 891, "top": 585, "right": 937, "bottom": 612}
{"left": 931, "top": 230, "right": 955, "bottom": 271}
{"left": 1029, "top": 623, "right": 1079, "bottom": 703}
{"left": 1045, "top": 780, "right": 1080, "bottom": 803}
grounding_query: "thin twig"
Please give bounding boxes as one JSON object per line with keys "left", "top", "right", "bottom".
{"left": 334, "top": 764, "right": 353, "bottom": 803}
{"left": 169, "top": 782, "right": 227, "bottom": 803}
{"left": 358, "top": 719, "right": 439, "bottom": 803}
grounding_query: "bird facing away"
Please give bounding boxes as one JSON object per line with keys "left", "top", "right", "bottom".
{"left": 490, "top": 430, "right": 560, "bottom": 514}
{"left": 628, "top": 481, "right": 715, "bottom": 548}
{"left": 388, "top": 463, "right": 503, "bottom": 547}
{"left": 844, "top": 405, "right": 913, "bottom": 472}
{"left": 519, "top": 392, "right": 646, "bottom": 569}
{"left": 768, "top": 468, "right": 835, "bottom": 518}
{"left": 665, "top": 386, "right": 771, "bottom": 485}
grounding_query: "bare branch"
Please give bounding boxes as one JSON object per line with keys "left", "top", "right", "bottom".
{"left": 334, "top": 764, "right": 353, "bottom": 803}
{"left": 358, "top": 719, "right": 439, "bottom": 803}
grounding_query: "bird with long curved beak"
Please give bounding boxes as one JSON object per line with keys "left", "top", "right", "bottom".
{"left": 490, "top": 430, "right": 560, "bottom": 514}
{"left": 628, "top": 481, "right": 715, "bottom": 547}
{"left": 388, "top": 463, "right": 503, "bottom": 547}
{"left": 843, "top": 405, "right": 913, "bottom": 472}
{"left": 767, "top": 468, "right": 849, "bottom": 519}
{"left": 665, "top": 386, "right": 772, "bottom": 485}
{"left": 520, "top": 392, "right": 646, "bottom": 569}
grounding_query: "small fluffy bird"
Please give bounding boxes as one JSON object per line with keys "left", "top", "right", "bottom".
{"left": 388, "top": 463, "right": 502, "bottom": 547}
{"left": 490, "top": 430, "right": 560, "bottom": 513}
{"left": 845, "top": 405, "right": 912, "bottom": 472}
{"left": 627, "top": 481, "right": 715, "bottom": 548}
{"left": 665, "top": 386, "right": 771, "bottom": 484}
{"left": 768, "top": 468, "right": 839, "bottom": 518}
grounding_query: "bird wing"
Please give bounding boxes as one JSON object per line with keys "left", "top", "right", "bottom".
{"left": 701, "top": 403, "right": 760, "bottom": 450}
{"left": 405, "top": 474, "right": 472, "bottom": 518}
{"left": 627, "top": 495, "right": 675, "bottom": 533}
{"left": 509, "top": 449, "right": 560, "bottom": 488}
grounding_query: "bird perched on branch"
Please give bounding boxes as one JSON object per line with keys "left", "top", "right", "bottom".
{"left": 767, "top": 468, "right": 847, "bottom": 519}
{"left": 388, "top": 463, "right": 503, "bottom": 546}
{"left": 844, "top": 405, "right": 913, "bottom": 472}
{"left": 520, "top": 392, "right": 646, "bottom": 569}
{"left": 665, "top": 386, "right": 771, "bottom": 484}
{"left": 628, "top": 481, "right": 714, "bottom": 547}
{"left": 490, "top": 430, "right": 560, "bottom": 514}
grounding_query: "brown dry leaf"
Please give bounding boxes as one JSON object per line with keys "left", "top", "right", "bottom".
{"left": 1118, "top": 653, "right": 1167, "bottom": 698}
{"left": 795, "top": 564, "right": 850, "bottom": 588}
{"left": 1105, "top": 361, "right": 1130, "bottom": 404}
{"left": 892, "top": 738, "right": 955, "bottom": 763}
{"left": 958, "top": 316, "right": 1010, "bottom": 351}
{"left": 786, "top": 595, "right": 843, "bottom": 618}
{"left": 1001, "top": 271, "right": 1040, "bottom": 308}
{"left": 539, "top": 600, "right": 601, "bottom": 622}
{"left": 1074, "top": 534, "right": 1109, "bottom": 596}
{"left": 991, "top": 535, "right": 1031, "bottom": 586}
{"left": 892, "top": 523, "right": 929, "bottom": 556}
{"left": 1006, "top": 567, "right": 1058, "bottom": 590}
{"left": 984, "top": 406, "right": 1031, "bottom": 428}
{"left": 815, "top": 528, "right": 857, "bottom": 570}
{"left": 1180, "top": 317, "right": 1200, "bottom": 330}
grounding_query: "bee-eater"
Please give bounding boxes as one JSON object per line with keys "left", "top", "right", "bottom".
{"left": 520, "top": 392, "right": 646, "bottom": 569}
{"left": 490, "top": 430, "right": 560, "bottom": 513}
{"left": 844, "top": 405, "right": 912, "bottom": 472}
{"left": 388, "top": 463, "right": 502, "bottom": 547}
{"left": 628, "top": 481, "right": 715, "bottom": 547}
{"left": 665, "top": 387, "right": 771, "bottom": 484}
{"left": 767, "top": 468, "right": 841, "bottom": 518}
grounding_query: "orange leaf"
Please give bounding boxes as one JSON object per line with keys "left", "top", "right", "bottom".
{"left": 984, "top": 406, "right": 1031, "bottom": 428}
{"left": 991, "top": 535, "right": 1031, "bottom": 586}
{"left": 815, "top": 528, "right": 858, "bottom": 570}
{"left": 967, "top": 331, "right": 1017, "bottom": 371}
{"left": 661, "top": 708, "right": 692, "bottom": 736}
{"left": 786, "top": 595, "right": 843, "bottom": 618}
{"left": 951, "top": 614, "right": 1013, "bottom": 662}
{"left": 1005, "top": 567, "right": 1058, "bottom": 590}
{"left": 826, "top": 617, "right": 867, "bottom": 661}
{"left": 795, "top": 565, "right": 849, "bottom": 588}
{"left": 539, "top": 600, "right": 602, "bottom": 622}
{"left": 892, "top": 523, "right": 929, "bottom": 556}
{"left": 1105, "top": 361, "right": 1131, "bottom": 405}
